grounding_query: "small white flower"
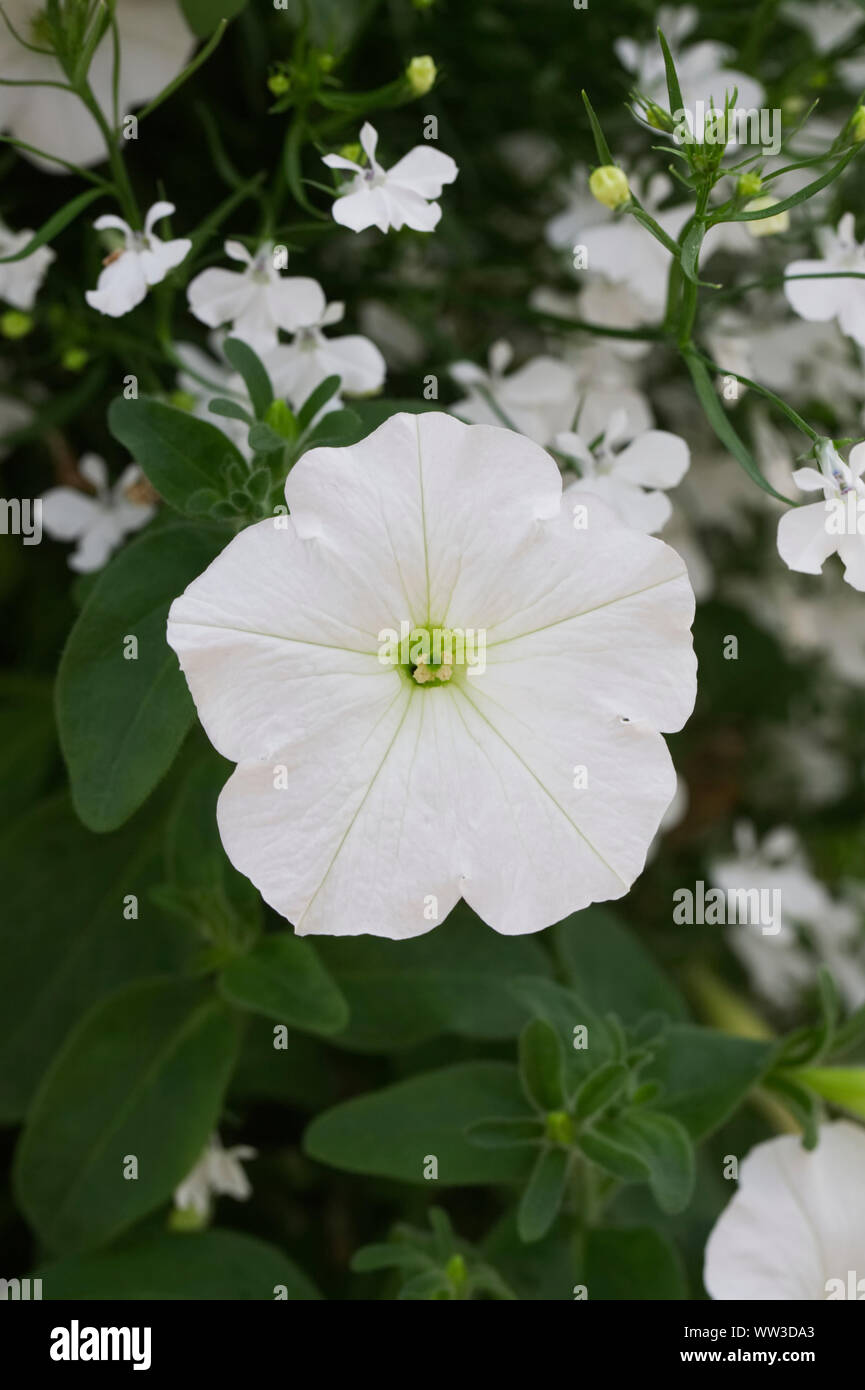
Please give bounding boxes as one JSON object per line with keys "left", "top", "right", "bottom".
{"left": 705, "top": 1122, "right": 865, "bottom": 1299}
{"left": 265, "top": 301, "right": 386, "bottom": 409}
{"left": 776, "top": 438, "right": 865, "bottom": 591}
{"left": 187, "top": 242, "right": 327, "bottom": 352}
{"left": 548, "top": 173, "right": 689, "bottom": 318}
{"left": 784, "top": 214, "right": 865, "bottom": 346}
{"left": 616, "top": 5, "right": 765, "bottom": 142}
{"left": 0, "top": 223, "right": 54, "bottom": 309}
{"left": 0, "top": 0, "right": 196, "bottom": 173}
{"left": 167, "top": 412, "right": 696, "bottom": 939}
{"left": 173, "top": 1133, "right": 257, "bottom": 1218}
{"left": 322, "top": 122, "right": 458, "bottom": 234}
{"left": 710, "top": 822, "right": 860, "bottom": 1010}
{"left": 782, "top": 1, "right": 863, "bottom": 53}
{"left": 450, "top": 340, "right": 577, "bottom": 445}
{"left": 558, "top": 413, "right": 690, "bottom": 533}
{"left": 85, "top": 202, "right": 191, "bottom": 319}
{"left": 41, "top": 455, "right": 156, "bottom": 572}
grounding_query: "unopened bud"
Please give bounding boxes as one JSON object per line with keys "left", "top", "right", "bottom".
{"left": 406, "top": 55, "right": 437, "bottom": 96}
{"left": 589, "top": 165, "right": 630, "bottom": 210}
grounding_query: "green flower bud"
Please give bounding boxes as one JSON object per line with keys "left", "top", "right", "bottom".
{"left": 61, "top": 346, "right": 89, "bottom": 371}
{"left": 338, "top": 142, "right": 362, "bottom": 164}
{"left": 168, "top": 389, "right": 197, "bottom": 413}
{"left": 445, "top": 1253, "right": 468, "bottom": 1288}
{"left": 316, "top": 52, "right": 335, "bottom": 73}
{"left": 589, "top": 165, "right": 630, "bottom": 210}
{"left": 168, "top": 1205, "right": 208, "bottom": 1233}
{"left": 544, "top": 1110, "right": 575, "bottom": 1146}
{"left": 268, "top": 71, "right": 291, "bottom": 97}
{"left": 850, "top": 105, "right": 865, "bottom": 143}
{"left": 406, "top": 55, "right": 437, "bottom": 96}
{"left": 644, "top": 102, "right": 675, "bottom": 132}
{"left": 265, "top": 398, "right": 297, "bottom": 440}
{"left": 737, "top": 171, "right": 763, "bottom": 199}
{"left": 1, "top": 310, "right": 33, "bottom": 340}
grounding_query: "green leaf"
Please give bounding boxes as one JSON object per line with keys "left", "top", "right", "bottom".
{"left": 466, "top": 1117, "right": 542, "bottom": 1149}
{"left": 248, "top": 421, "right": 289, "bottom": 454}
{"left": 643, "top": 1025, "right": 772, "bottom": 1139}
{"left": 301, "top": 407, "right": 365, "bottom": 449}
{"left": 0, "top": 676, "right": 56, "bottom": 816}
{"left": 108, "top": 396, "right": 248, "bottom": 515}
{"left": 219, "top": 935, "right": 349, "bottom": 1036}
{"left": 657, "top": 29, "right": 685, "bottom": 117}
{"left": 304, "top": 1063, "right": 535, "bottom": 1185}
{"left": 0, "top": 187, "right": 105, "bottom": 263}
{"left": 297, "top": 375, "right": 342, "bottom": 430}
{"left": 0, "top": 795, "right": 197, "bottom": 1121}
{"left": 581, "top": 90, "right": 614, "bottom": 165}
{"left": 611, "top": 1111, "right": 696, "bottom": 1214}
{"left": 764, "top": 1074, "right": 822, "bottom": 1147}
{"left": 39, "top": 1228, "right": 319, "bottom": 1299}
{"left": 573, "top": 1061, "right": 629, "bottom": 1121}
{"left": 519, "top": 1019, "right": 565, "bottom": 1112}
{"left": 223, "top": 337, "right": 274, "bottom": 419}
{"left": 56, "top": 523, "right": 227, "bottom": 832}
{"left": 582, "top": 1226, "right": 687, "bottom": 1300}
{"left": 180, "top": 0, "right": 249, "bottom": 38}
{"left": 682, "top": 349, "right": 794, "bottom": 504}
{"left": 208, "top": 397, "right": 253, "bottom": 425}
{"left": 577, "top": 1123, "right": 650, "bottom": 1182}
{"left": 773, "top": 967, "right": 840, "bottom": 1068}
{"left": 517, "top": 1147, "right": 569, "bottom": 1243}
{"left": 15, "top": 978, "right": 241, "bottom": 1254}
{"left": 316, "top": 907, "right": 553, "bottom": 1050}
{"left": 508, "top": 976, "right": 616, "bottom": 1093}
{"left": 554, "top": 907, "right": 689, "bottom": 1023}
{"left": 158, "top": 755, "right": 261, "bottom": 944}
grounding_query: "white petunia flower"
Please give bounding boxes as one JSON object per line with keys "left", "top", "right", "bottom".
{"left": 85, "top": 202, "right": 191, "bottom": 318}
{"left": 322, "top": 122, "right": 458, "bottom": 234}
{"left": 166, "top": 412, "right": 696, "bottom": 940}
{"left": 705, "top": 1122, "right": 865, "bottom": 1299}
{"left": 784, "top": 214, "right": 865, "bottom": 347}
{"left": 41, "top": 455, "right": 156, "bottom": 572}
{"left": 0, "top": 222, "right": 54, "bottom": 309}
{"left": 557, "top": 413, "right": 690, "bottom": 533}
{"left": 776, "top": 438, "right": 865, "bottom": 591}
{"left": 173, "top": 1132, "right": 256, "bottom": 1219}
{"left": 449, "top": 340, "right": 578, "bottom": 446}
{"left": 265, "top": 301, "right": 386, "bottom": 409}
{"left": 187, "top": 242, "right": 326, "bottom": 353}
{"left": 0, "top": 0, "right": 195, "bottom": 172}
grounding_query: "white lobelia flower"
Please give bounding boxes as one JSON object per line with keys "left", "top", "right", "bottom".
{"left": 0, "top": 222, "right": 54, "bottom": 309}
{"left": 784, "top": 214, "right": 865, "bottom": 347}
{"left": 264, "top": 301, "right": 386, "bottom": 409}
{"left": 187, "top": 242, "right": 327, "bottom": 353}
{"left": 782, "top": 1, "right": 864, "bottom": 53}
{"left": 555, "top": 174, "right": 689, "bottom": 319}
{"left": 449, "top": 341, "right": 578, "bottom": 446}
{"left": 166, "top": 412, "right": 697, "bottom": 940}
{"left": 616, "top": 4, "right": 765, "bottom": 141}
{"left": 776, "top": 438, "right": 865, "bottom": 591}
{"left": 173, "top": 1133, "right": 256, "bottom": 1219}
{"left": 41, "top": 454, "right": 156, "bottom": 572}
{"left": 557, "top": 413, "right": 690, "bottom": 533}
{"left": 85, "top": 202, "right": 191, "bottom": 318}
{"left": 705, "top": 1122, "right": 865, "bottom": 1300}
{"left": 322, "top": 122, "right": 458, "bottom": 234}
{"left": 0, "top": 0, "right": 195, "bottom": 172}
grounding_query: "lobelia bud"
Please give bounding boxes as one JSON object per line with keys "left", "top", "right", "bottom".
{"left": 406, "top": 55, "right": 437, "bottom": 96}
{"left": 737, "top": 171, "right": 763, "bottom": 199}
{"left": 849, "top": 105, "right": 865, "bottom": 143}
{"left": 1, "top": 310, "right": 33, "bottom": 339}
{"left": 589, "top": 165, "right": 630, "bottom": 210}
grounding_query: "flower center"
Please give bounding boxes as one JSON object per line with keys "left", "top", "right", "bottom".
{"left": 407, "top": 626, "right": 457, "bottom": 686}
